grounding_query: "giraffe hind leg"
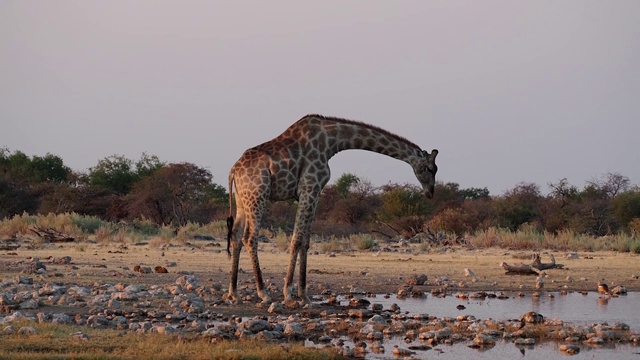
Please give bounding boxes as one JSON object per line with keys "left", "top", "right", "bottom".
{"left": 283, "top": 238, "right": 300, "bottom": 303}
{"left": 228, "top": 238, "right": 243, "bottom": 304}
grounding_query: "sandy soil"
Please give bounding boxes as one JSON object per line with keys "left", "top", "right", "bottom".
{"left": 1, "top": 238, "right": 639, "bottom": 318}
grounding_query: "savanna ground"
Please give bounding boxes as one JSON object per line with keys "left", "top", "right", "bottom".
{"left": 1, "top": 227, "right": 639, "bottom": 359}
{"left": 2, "top": 234, "right": 639, "bottom": 317}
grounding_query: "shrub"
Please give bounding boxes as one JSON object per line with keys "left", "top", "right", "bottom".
{"left": 351, "top": 234, "right": 377, "bottom": 251}
{"left": 71, "top": 214, "right": 109, "bottom": 234}
{"left": 320, "top": 237, "right": 350, "bottom": 253}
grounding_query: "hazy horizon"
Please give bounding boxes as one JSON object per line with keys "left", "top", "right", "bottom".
{"left": 3, "top": 1, "right": 639, "bottom": 195}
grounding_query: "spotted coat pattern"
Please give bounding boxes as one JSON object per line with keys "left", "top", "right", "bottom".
{"left": 226, "top": 114, "right": 438, "bottom": 303}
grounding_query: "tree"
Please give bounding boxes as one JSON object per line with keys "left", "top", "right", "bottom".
{"left": 335, "top": 173, "right": 360, "bottom": 199}
{"left": 30, "top": 153, "right": 72, "bottom": 183}
{"left": 460, "top": 187, "right": 490, "bottom": 200}
{"left": 611, "top": 189, "right": 640, "bottom": 232}
{"left": 134, "top": 152, "right": 165, "bottom": 178}
{"left": 587, "top": 172, "right": 630, "bottom": 199}
{"left": 0, "top": 148, "right": 70, "bottom": 185}
{"left": 495, "top": 182, "right": 542, "bottom": 231}
{"left": 126, "top": 163, "right": 214, "bottom": 226}
{"left": 88, "top": 155, "right": 137, "bottom": 194}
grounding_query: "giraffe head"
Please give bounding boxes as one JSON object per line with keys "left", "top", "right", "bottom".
{"left": 411, "top": 149, "right": 439, "bottom": 199}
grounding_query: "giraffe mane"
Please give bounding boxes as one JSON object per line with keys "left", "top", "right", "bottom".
{"left": 301, "top": 114, "right": 422, "bottom": 150}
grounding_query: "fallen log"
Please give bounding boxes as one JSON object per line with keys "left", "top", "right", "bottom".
{"left": 0, "top": 240, "right": 20, "bottom": 251}
{"left": 30, "top": 226, "right": 75, "bottom": 243}
{"left": 500, "top": 254, "right": 564, "bottom": 275}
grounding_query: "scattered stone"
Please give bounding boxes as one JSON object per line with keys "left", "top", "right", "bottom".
{"left": 473, "top": 333, "right": 496, "bottom": 346}
{"left": 520, "top": 311, "right": 544, "bottom": 324}
{"left": 267, "top": 302, "right": 283, "bottom": 314}
{"left": 154, "top": 266, "right": 168, "bottom": 273}
{"left": 464, "top": 268, "right": 475, "bottom": 277}
{"left": 560, "top": 344, "right": 580, "bottom": 354}
{"left": 51, "top": 256, "right": 72, "bottom": 264}
{"left": 406, "top": 274, "right": 427, "bottom": 285}
{"left": 71, "top": 331, "right": 90, "bottom": 341}
{"left": 514, "top": 338, "right": 535, "bottom": 345}
{"left": 18, "top": 326, "right": 36, "bottom": 335}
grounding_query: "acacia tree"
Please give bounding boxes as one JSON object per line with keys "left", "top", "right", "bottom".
{"left": 494, "top": 182, "right": 543, "bottom": 231}
{"left": 88, "top": 153, "right": 164, "bottom": 195}
{"left": 126, "top": 163, "right": 213, "bottom": 226}
{"left": 0, "top": 149, "right": 72, "bottom": 217}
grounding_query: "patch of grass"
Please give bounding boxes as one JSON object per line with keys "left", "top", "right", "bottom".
{"left": 320, "top": 237, "right": 350, "bottom": 253}
{"left": 71, "top": 214, "right": 109, "bottom": 234}
{"left": 350, "top": 234, "right": 377, "bottom": 251}
{"left": 131, "top": 218, "right": 160, "bottom": 237}
{"left": 0, "top": 212, "right": 37, "bottom": 236}
{"left": 0, "top": 321, "right": 343, "bottom": 360}
{"left": 148, "top": 236, "right": 171, "bottom": 249}
{"left": 272, "top": 228, "right": 291, "bottom": 252}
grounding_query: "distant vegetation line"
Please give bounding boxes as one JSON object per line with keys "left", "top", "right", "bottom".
{"left": 1, "top": 148, "right": 639, "bottom": 247}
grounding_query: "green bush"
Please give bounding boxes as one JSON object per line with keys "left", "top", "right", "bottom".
{"left": 351, "top": 234, "right": 377, "bottom": 251}
{"left": 71, "top": 214, "right": 108, "bottom": 234}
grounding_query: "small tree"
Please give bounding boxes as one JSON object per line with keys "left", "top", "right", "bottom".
{"left": 335, "top": 173, "right": 360, "bottom": 199}
{"left": 126, "top": 163, "right": 214, "bottom": 226}
{"left": 88, "top": 155, "right": 137, "bottom": 195}
{"left": 495, "top": 182, "right": 542, "bottom": 231}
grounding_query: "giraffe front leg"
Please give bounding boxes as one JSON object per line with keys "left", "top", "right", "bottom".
{"left": 297, "top": 238, "right": 311, "bottom": 304}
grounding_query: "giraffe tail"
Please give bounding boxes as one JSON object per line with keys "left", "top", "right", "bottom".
{"left": 226, "top": 216, "right": 233, "bottom": 259}
{"left": 226, "top": 170, "right": 235, "bottom": 259}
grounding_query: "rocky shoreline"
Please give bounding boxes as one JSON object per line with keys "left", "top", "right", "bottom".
{"left": 2, "top": 257, "right": 639, "bottom": 358}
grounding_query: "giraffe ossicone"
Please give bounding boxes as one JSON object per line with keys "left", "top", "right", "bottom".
{"left": 226, "top": 114, "right": 438, "bottom": 304}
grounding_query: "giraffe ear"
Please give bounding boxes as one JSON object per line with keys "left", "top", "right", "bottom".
{"left": 416, "top": 149, "right": 426, "bottom": 158}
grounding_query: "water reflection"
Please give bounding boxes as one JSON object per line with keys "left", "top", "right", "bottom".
{"left": 313, "top": 291, "right": 640, "bottom": 359}
{"left": 349, "top": 291, "right": 640, "bottom": 329}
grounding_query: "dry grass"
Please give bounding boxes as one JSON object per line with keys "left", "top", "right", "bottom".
{"left": 0, "top": 321, "right": 342, "bottom": 360}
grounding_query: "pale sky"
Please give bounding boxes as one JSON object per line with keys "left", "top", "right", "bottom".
{"left": 2, "top": 1, "right": 639, "bottom": 195}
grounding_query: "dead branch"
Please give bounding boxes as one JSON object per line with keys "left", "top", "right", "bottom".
{"left": 0, "top": 238, "right": 20, "bottom": 251}
{"left": 30, "top": 226, "right": 75, "bottom": 243}
{"left": 500, "top": 254, "right": 563, "bottom": 275}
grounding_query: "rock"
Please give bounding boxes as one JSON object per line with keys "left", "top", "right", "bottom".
{"left": 519, "top": 311, "right": 544, "bottom": 324}
{"left": 283, "top": 322, "right": 303, "bottom": 337}
{"left": 392, "top": 345, "right": 415, "bottom": 357}
{"left": 51, "top": 256, "right": 72, "bottom": 264}
{"left": 71, "top": 331, "right": 90, "bottom": 341}
{"left": 267, "top": 302, "right": 283, "bottom": 314}
{"left": 514, "top": 338, "right": 535, "bottom": 345}
{"left": 18, "top": 326, "right": 36, "bottom": 335}
{"left": 611, "top": 285, "right": 627, "bottom": 295}
{"left": 133, "top": 265, "right": 152, "bottom": 273}
{"left": 584, "top": 336, "right": 604, "bottom": 345}
{"left": 473, "top": 333, "right": 496, "bottom": 346}
{"left": 349, "top": 286, "right": 365, "bottom": 295}
{"left": 154, "top": 266, "right": 168, "bottom": 273}
{"left": 559, "top": 344, "right": 580, "bottom": 354}
{"left": 464, "top": 268, "right": 475, "bottom": 277}
{"left": 239, "top": 319, "right": 271, "bottom": 334}
{"left": 407, "top": 274, "right": 428, "bottom": 285}
{"left": 19, "top": 299, "right": 39, "bottom": 309}
{"left": 175, "top": 275, "right": 199, "bottom": 290}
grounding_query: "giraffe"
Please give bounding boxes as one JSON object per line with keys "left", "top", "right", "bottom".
{"left": 226, "top": 114, "right": 438, "bottom": 304}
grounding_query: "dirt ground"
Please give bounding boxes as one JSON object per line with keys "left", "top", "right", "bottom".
{"left": 1, "top": 238, "right": 639, "bottom": 318}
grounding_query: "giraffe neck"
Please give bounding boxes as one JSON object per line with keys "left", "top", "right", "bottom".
{"left": 314, "top": 116, "right": 422, "bottom": 164}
